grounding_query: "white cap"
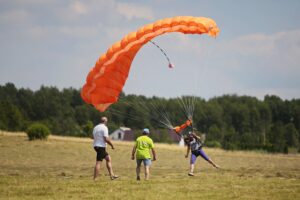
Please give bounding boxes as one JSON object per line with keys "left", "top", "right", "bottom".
{"left": 143, "top": 128, "right": 150, "bottom": 134}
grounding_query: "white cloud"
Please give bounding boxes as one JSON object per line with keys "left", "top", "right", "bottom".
{"left": 58, "top": 26, "right": 99, "bottom": 38}
{"left": 26, "top": 26, "right": 48, "bottom": 38}
{"left": 26, "top": 25, "right": 99, "bottom": 39}
{"left": 211, "top": 30, "right": 300, "bottom": 95}
{"left": 226, "top": 30, "right": 300, "bottom": 75}
{"left": 70, "top": 1, "right": 88, "bottom": 15}
{"left": 229, "top": 34, "right": 276, "bottom": 56}
{"left": 116, "top": 2, "right": 154, "bottom": 20}
{"left": 9, "top": 0, "right": 53, "bottom": 4}
{"left": 104, "top": 26, "right": 133, "bottom": 41}
{"left": 55, "top": 1, "right": 90, "bottom": 21}
{"left": 146, "top": 30, "right": 300, "bottom": 99}
{"left": 224, "top": 30, "right": 300, "bottom": 61}
{"left": 0, "top": 9, "right": 32, "bottom": 25}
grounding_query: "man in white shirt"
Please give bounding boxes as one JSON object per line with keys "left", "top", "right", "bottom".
{"left": 93, "top": 116, "right": 118, "bottom": 181}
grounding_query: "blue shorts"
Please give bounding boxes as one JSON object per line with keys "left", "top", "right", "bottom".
{"left": 136, "top": 159, "right": 152, "bottom": 167}
{"left": 190, "top": 148, "right": 209, "bottom": 164}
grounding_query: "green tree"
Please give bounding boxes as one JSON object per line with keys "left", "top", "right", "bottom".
{"left": 195, "top": 101, "right": 224, "bottom": 133}
{"left": 285, "top": 123, "right": 299, "bottom": 148}
{"left": 0, "top": 82, "right": 18, "bottom": 103}
{"left": 0, "top": 101, "right": 24, "bottom": 131}
{"left": 264, "top": 95, "right": 290, "bottom": 123}
{"left": 16, "top": 88, "right": 34, "bottom": 120}
{"left": 207, "top": 125, "right": 223, "bottom": 143}
{"left": 123, "top": 96, "right": 149, "bottom": 129}
{"left": 222, "top": 127, "right": 239, "bottom": 150}
{"left": 267, "top": 122, "right": 286, "bottom": 152}
{"left": 75, "top": 105, "right": 90, "bottom": 125}
{"left": 31, "top": 86, "right": 62, "bottom": 120}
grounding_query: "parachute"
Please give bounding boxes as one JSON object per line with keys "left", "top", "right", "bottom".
{"left": 81, "top": 16, "right": 220, "bottom": 112}
{"left": 173, "top": 119, "right": 193, "bottom": 135}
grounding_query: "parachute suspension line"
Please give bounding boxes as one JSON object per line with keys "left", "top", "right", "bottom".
{"left": 108, "top": 97, "right": 151, "bottom": 123}
{"left": 178, "top": 96, "right": 195, "bottom": 121}
{"left": 116, "top": 96, "right": 174, "bottom": 129}
{"left": 140, "top": 98, "right": 173, "bottom": 129}
{"left": 190, "top": 96, "right": 196, "bottom": 119}
{"left": 178, "top": 97, "right": 188, "bottom": 119}
{"left": 149, "top": 40, "right": 174, "bottom": 68}
{"left": 121, "top": 96, "right": 171, "bottom": 129}
{"left": 147, "top": 99, "right": 173, "bottom": 129}
{"left": 108, "top": 108, "right": 144, "bottom": 122}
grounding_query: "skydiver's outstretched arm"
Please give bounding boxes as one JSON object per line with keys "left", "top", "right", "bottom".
{"left": 192, "top": 132, "right": 201, "bottom": 141}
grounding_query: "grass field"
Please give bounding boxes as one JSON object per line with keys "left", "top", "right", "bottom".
{"left": 0, "top": 131, "right": 299, "bottom": 199}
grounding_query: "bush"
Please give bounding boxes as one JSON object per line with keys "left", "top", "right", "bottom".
{"left": 205, "top": 140, "right": 222, "bottom": 148}
{"left": 223, "top": 142, "right": 238, "bottom": 150}
{"left": 26, "top": 123, "right": 51, "bottom": 140}
{"left": 82, "top": 120, "right": 94, "bottom": 137}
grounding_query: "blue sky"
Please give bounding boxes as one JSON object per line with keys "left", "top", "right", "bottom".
{"left": 1, "top": 0, "right": 300, "bottom": 100}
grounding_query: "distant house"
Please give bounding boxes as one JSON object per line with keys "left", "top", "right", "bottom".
{"left": 110, "top": 127, "right": 134, "bottom": 141}
{"left": 110, "top": 127, "right": 183, "bottom": 145}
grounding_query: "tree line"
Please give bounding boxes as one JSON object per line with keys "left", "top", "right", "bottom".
{"left": 0, "top": 82, "right": 299, "bottom": 153}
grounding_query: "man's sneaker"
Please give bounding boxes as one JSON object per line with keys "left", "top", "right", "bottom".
{"left": 111, "top": 175, "right": 119, "bottom": 180}
{"left": 137, "top": 176, "right": 141, "bottom": 181}
{"left": 188, "top": 172, "right": 194, "bottom": 176}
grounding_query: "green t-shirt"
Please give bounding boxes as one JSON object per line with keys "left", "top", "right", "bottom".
{"left": 135, "top": 135, "right": 154, "bottom": 159}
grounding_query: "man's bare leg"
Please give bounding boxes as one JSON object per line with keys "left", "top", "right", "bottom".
{"left": 136, "top": 165, "right": 141, "bottom": 180}
{"left": 145, "top": 165, "right": 150, "bottom": 180}
{"left": 94, "top": 161, "right": 101, "bottom": 181}
{"left": 105, "top": 155, "right": 118, "bottom": 179}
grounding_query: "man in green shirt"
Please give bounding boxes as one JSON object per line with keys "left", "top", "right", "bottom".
{"left": 131, "top": 128, "right": 156, "bottom": 180}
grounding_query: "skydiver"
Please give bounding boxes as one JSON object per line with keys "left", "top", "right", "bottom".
{"left": 184, "top": 131, "right": 220, "bottom": 176}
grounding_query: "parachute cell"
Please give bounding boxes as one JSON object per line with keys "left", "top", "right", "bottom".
{"left": 81, "top": 16, "right": 220, "bottom": 112}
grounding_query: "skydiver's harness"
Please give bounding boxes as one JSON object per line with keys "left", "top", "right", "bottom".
{"left": 189, "top": 137, "right": 203, "bottom": 155}
{"left": 186, "top": 120, "right": 203, "bottom": 152}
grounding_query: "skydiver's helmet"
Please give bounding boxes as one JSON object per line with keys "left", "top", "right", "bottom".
{"left": 188, "top": 131, "right": 194, "bottom": 138}
{"left": 184, "top": 132, "right": 193, "bottom": 142}
{"left": 183, "top": 136, "right": 190, "bottom": 145}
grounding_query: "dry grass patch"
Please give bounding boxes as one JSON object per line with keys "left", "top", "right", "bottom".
{"left": 0, "top": 132, "right": 299, "bottom": 199}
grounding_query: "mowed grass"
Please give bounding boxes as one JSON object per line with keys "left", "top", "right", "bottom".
{"left": 0, "top": 131, "right": 299, "bottom": 200}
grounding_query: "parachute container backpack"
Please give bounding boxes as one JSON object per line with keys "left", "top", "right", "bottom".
{"left": 81, "top": 16, "right": 220, "bottom": 112}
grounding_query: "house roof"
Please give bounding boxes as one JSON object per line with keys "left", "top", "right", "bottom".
{"left": 120, "top": 127, "right": 131, "bottom": 131}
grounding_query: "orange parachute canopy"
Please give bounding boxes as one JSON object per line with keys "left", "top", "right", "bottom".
{"left": 173, "top": 119, "right": 193, "bottom": 134}
{"left": 81, "top": 16, "right": 220, "bottom": 112}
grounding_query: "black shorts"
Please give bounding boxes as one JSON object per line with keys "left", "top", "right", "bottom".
{"left": 94, "top": 146, "right": 109, "bottom": 161}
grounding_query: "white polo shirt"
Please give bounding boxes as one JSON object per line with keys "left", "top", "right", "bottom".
{"left": 93, "top": 123, "right": 108, "bottom": 147}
